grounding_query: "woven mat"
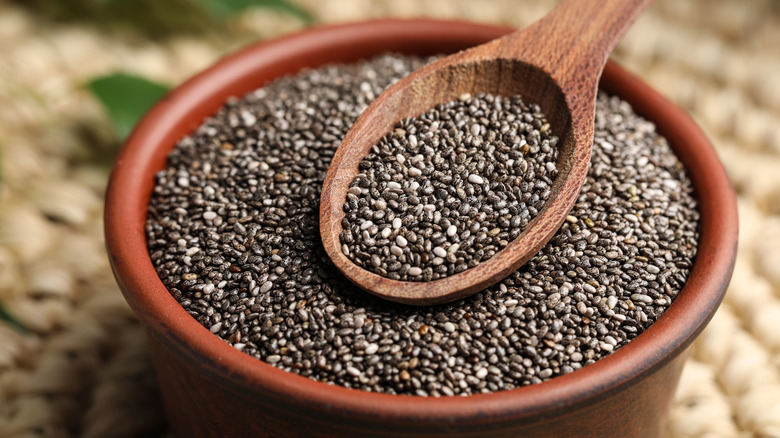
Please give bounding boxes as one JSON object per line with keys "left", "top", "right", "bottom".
{"left": 1, "top": 0, "right": 779, "bottom": 436}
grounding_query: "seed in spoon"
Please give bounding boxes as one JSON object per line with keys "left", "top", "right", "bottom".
{"left": 340, "top": 92, "right": 559, "bottom": 282}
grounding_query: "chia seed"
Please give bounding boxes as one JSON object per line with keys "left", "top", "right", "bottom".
{"left": 340, "top": 92, "right": 558, "bottom": 281}
{"left": 146, "top": 54, "right": 699, "bottom": 397}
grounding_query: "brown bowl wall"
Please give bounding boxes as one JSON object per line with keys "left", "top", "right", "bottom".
{"left": 104, "top": 20, "right": 737, "bottom": 438}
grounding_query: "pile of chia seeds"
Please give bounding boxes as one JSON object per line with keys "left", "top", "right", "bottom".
{"left": 146, "top": 54, "right": 699, "bottom": 396}
{"left": 340, "top": 93, "right": 558, "bottom": 281}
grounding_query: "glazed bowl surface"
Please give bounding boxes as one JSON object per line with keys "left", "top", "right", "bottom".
{"left": 104, "top": 19, "right": 737, "bottom": 438}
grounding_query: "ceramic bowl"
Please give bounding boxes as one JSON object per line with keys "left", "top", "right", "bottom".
{"left": 105, "top": 19, "right": 737, "bottom": 438}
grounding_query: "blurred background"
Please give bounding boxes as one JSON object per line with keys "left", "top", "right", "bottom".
{"left": 0, "top": 0, "right": 778, "bottom": 436}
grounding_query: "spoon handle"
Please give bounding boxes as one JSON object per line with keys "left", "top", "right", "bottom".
{"left": 496, "top": 0, "right": 652, "bottom": 89}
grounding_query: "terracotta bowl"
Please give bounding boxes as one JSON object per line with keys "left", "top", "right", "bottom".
{"left": 105, "top": 19, "right": 737, "bottom": 438}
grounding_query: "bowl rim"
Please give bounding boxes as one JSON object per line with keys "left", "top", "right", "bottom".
{"left": 104, "top": 18, "right": 737, "bottom": 425}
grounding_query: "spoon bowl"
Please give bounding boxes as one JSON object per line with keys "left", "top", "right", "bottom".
{"left": 321, "top": 58, "right": 575, "bottom": 305}
{"left": 320, "top": 0, "right": 652, "bottom": 305}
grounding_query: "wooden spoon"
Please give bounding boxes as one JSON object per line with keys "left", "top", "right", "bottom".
{"left": 320, "top": 0, "right": 652, "bottom": 306}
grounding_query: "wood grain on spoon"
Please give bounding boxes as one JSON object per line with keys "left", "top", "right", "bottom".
{"left": 320, "top": 0, "right": 652, "bottom": 305}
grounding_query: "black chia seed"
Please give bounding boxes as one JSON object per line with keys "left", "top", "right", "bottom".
{"left": 146, "top": 54, "right": 699, "bottom": 396}
{"left": 340, "top": 93, "right": 559, "bottom": 281}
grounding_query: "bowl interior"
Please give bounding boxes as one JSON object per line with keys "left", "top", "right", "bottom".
{"left": 105, "top": 19, "right": 737, "bottom": 425}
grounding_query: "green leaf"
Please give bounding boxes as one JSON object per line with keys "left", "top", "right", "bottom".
{"left": 0, "top": 301, "right": 28, "bottom": 333}
{"left": 88, "top": 73, "right": 171, "bottom": 140}
{"left": 190, "top": 0, "right": 314, "bottom": 24}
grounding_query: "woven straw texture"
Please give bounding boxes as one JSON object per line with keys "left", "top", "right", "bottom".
{"left": 1, "top": 0, "right": 779, "bottom": 436}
